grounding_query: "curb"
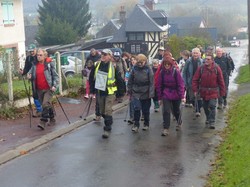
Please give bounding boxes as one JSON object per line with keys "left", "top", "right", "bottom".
{"left": 0, "top": 100, "right": 129, "bottom": 165}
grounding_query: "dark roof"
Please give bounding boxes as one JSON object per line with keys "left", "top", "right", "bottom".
{"left": 168, "top": 17, "right": 204, "bottom": 29}
{"left": 95, "top": 19, "right": 122, "bottom": 38}
{"left": 108, "top": 4, "right": 168, "bottom": 43}
{"left": 108, "top": 23, "right": 127, "bottom": 43}
{"left": 125, "top": 4, "right": 167, "bottom": 32}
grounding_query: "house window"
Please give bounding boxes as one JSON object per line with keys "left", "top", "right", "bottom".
{"left": 1, "top": 1, "right": 15, "bottom": 25}
{"left": 130, "top": 44, "right": 141, "bottom": 54}
{"left": 128, "top": 33, "right": 144, "bottom": 41}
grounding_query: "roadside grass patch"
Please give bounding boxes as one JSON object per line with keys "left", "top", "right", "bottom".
{"left": 206, "top": 93, "right": 250, "bottom": 187}
{"left": 235, "top": 64, "right": 250, "bottom": 84}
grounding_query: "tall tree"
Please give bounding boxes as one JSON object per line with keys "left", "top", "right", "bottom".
{"left": 37, "top": 0, "right": 91, "bottom": 45}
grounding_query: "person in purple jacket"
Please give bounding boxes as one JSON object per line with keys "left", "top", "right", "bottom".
{"left": 155, "top": 56, "right": 185, "bottom": 136}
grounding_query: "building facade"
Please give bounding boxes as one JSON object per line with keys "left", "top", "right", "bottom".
{"left": 0, "top": 0, "right": 26, "bottom": 71}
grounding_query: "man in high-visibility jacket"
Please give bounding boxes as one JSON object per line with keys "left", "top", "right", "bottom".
{"left": 89, "top": 49, "right": 125, "bottom": 138}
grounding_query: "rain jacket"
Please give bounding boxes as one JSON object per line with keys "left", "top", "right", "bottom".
{"left": 156, "top": 66, "right": 185, "bottom": 100}
{"left": 192, "top": 62, "right": 226, "bottom": 100}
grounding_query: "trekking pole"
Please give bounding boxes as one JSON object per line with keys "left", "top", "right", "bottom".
{"left": 178, "top": 102, "right": 184, "bottom": 125}
{"left": 22, "top": 76, "right": 33, "bottom": 127}
{"left": 54, "top": 95, "right": 71, "bottom": 124}
{"left": 80, "top": 96, "right": 93, "bottom": 120}
{"left": 123, "top": 103, "right": 129, "bottom": 122}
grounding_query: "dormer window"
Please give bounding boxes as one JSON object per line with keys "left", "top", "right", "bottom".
{"left": 128, "top": 32, "right": 144, "bottom": 41}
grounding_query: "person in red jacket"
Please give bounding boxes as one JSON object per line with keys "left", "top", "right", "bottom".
{"left": 192, "top": 53, "right": 226, "bottom": 129}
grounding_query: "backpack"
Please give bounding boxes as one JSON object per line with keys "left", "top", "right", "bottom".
{"left": 200, "top": 63, "right": 218, "bottom": 75}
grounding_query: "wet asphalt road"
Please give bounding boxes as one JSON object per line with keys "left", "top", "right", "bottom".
{"left": 0, "top": 41, "right": 247, "bottom": 187}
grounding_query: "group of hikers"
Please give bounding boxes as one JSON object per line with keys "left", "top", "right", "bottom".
{"left": 20, "top": 44, "right": 235, "bottom": 139}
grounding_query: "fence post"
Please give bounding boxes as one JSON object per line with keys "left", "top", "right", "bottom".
{"left": 55, "top": 52, "right": 62, "bottom": 95}
{"left": 6, "top": 53, "right": 13, "bottom": 103}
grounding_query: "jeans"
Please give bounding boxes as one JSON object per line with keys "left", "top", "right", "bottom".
{"left": 133, "top": 98, "right": 151, "bottom": 127}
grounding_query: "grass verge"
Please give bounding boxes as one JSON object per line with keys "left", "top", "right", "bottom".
{"left": 206, "top": 64, "right": 250, "bottom": 186}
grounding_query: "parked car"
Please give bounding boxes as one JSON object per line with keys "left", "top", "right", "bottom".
{"left": 229, "top": 40, "right": 240, "bottom": 47}
{"left": 61, "top": 56, "right": 83, "bottom": 77}
{"left": 61, "top": 50, "right": 90, "bottom": 62}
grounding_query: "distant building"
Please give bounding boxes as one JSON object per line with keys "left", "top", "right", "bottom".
{"left": 0, "top": 0, "right": 26, "bottom": 71}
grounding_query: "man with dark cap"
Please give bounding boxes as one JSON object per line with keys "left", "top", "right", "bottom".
{"left": 19, "top": 44, "right": 42, "bottom": 117}
{"left": 89, "top": 49, "right": 125, "bottom": 138}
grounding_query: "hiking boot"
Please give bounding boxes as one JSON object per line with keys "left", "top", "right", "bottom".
{"left": 209, "top": 123, "right": 215, "bottom": 129}
{"left": 33, "top": 111, "right": 42, "bottom": 118}
{"left": 94, "top": 115, "right": 101, "bottom": 121}
{"left": 38, "top": 120, "right": 46, "bottom": 130}
{"left": 154, "top": 108, "right": 159, "bottom": 112}
{"left": 102, "top": 131, "right": 110, "bottom": 139}
{"left": 142, "top": 125, "right": 149, "bottom": 131}
{"left": 127, "top": 119, "right": 134, "bottom": 125}
{"left": 161, "top": 129, "right": 169, "bottom": 136}
{"left": 131, "top": 125, "right": 139, "bottom": 133}
{"left": 48, "top": 118, "right": 56, "bottom": 126}
{"left": 176, "top": 125, "right": 181, "bottom": 131}
{"left": 205, "top": 120, "right": 209, "bottom": 125}
{"left": 195, "top": 112, "right": 201, "bottom": 117}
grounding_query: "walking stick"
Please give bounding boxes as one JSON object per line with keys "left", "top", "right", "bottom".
{"left": 79, "top": 96, "right": 93, "bottom": 120}
{"left": 177, "top": 102, "right": 184, "bottom": 125}
{"left": 22, "top": 76, "right": 32, "bottom": 127}
{"left": 55, "top": 95, "right": 71, "bottom": 124}
{"left": 123, "top": 103, "right": 129, "bottom": 122}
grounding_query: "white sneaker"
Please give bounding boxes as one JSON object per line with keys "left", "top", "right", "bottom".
{"left": 131, "top": 125, "right": 139, "bottom": 133}
{"left": 161, "top": 129, "right": 169, "bottom": 136}
{"left": 142, "top": 125, "right": 149, "bottom": 131}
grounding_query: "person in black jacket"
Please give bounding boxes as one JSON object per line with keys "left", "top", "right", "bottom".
{"left": 89, "top": 49, "right": 125, "bottom": 139}
{"left": 19, "top": 44, "right": 42, "bottom": 117}
{"left": 214, "top": 47, "right": 232, "bottom": 109}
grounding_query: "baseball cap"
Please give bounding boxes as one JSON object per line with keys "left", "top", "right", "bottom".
{"left": 102, "top": 49, "right": 113, "bottom": 56}
{"left": 28, "top": 44, "right": 36, "bottom": 51}
{"left": 158, "top": 46, "right": 165, "bottom": 51}
{"left": 113, "top": 51, "right": 121, "bottom": 57}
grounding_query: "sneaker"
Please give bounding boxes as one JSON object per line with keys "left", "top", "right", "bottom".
{"left": 93, "top": 95, "right": 96, "bottom": 99}
{"left": 195, "top": 112, "right": 201, "bottom": 117}
{"left": 154, "top": 108, "right": 159, "bottom": 112}
{"left": 205, "top": 120, "right": 209, "bottom": 125}
{"left": 33, "top": 111, "right": 42, "bottom": 118}
{"left": 217, "top": 104, "right": 223, "bottom": 110}
{"left": 127, "top": 119, "right": 134, "bottom": 125}
{"left": 37, "top": 120, "right": 46, "bottom": 130}
{"left": 161, "top": 129, "right": 169, "bottom": 136}
{"left": 131, "top": 125, "right": 139, "bottom": 133}
{"left": 84, "top": 94, "right": 89, "bottom": 99}
{"left": 140, "top": 116, "right": 144, "bottom": 121}
{"left": 94, "top": 115, "right": 101, "bottom": 121}
{"left": 176, "top": 125, "right": 181, "bottom": 131}
{"left": 142, "top": 125, "right": 149, "bottom": 131}
{"left": 102, "top": 131, "right": 110, "bottom": 138}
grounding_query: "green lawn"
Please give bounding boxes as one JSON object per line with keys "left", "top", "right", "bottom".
{"left": 235, "top": 64, "right": 250, "bottom": 84}
{"left": 0, "top": 75, "right": 83, "bottom": 100}
{"left": 206, "top": 64, "right": 250, "bottom": 187}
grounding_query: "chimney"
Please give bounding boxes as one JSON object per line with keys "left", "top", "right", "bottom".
{"left": 144, "top": 0, "right": 154, "bottom": 10}
{"left": 119, "top": 6, "right": 126, "bottom": 23}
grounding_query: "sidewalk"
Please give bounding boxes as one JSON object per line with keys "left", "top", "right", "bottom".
{"left": 0, "top": 96, "right": 128, "bottom": 165}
